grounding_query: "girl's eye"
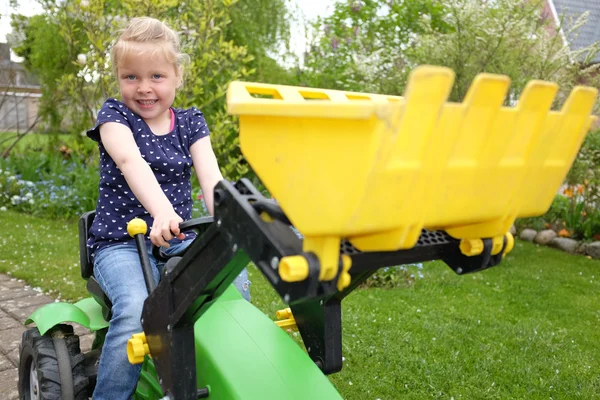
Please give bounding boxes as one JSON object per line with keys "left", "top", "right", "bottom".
{"left": 126, "top": 75, "right": 136, "bottom": 80}
{"left": 153, "top": 74, "right": 162, "bottom": 79}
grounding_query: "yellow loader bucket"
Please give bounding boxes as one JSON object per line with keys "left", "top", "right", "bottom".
{"left": 226, "top": 65, "right": 598, "bottom": 281}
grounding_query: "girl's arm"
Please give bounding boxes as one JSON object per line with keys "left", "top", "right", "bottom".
{"left": 100, "top": 122, "right": 185, "bottom": 247}
{"left": 190, "top": 136, "right": 224, "bottom": 216}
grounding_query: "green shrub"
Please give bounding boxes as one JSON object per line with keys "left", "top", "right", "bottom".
{"left": 516, "top": 129, "right": 600, "bottom": 240}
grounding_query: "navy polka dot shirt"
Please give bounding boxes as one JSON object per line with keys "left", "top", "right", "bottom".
{"left": 86, "top": 98, "right": 209, "bottom": 257}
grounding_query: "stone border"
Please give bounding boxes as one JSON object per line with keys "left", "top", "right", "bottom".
{"left": 515, "top": 226, "right": 600, "bottom": 259}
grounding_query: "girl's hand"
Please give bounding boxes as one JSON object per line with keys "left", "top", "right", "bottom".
{"left": 150, "top": 211, "right": 186, "bottom": 248}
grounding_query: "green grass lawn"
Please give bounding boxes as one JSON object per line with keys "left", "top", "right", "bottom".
{"left": 0, "top": 131, "right": 96, "bottom": 153}
{"left": 1, "top": 209, "right": 599, "bottom": 399}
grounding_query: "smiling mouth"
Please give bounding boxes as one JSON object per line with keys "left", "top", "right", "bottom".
{"left": 137, "top": 100, "right": 157, "bottom": 107}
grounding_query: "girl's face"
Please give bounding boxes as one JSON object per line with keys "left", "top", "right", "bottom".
{"left": 117, "top": 42, "right": 181, "bottom": 126}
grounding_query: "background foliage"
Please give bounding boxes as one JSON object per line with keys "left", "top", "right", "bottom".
{"left": 1, "top": 2, "right": 600, "bottom": 395}
{"left": 8, "top": 0, "right": 292, "bottom": 181}
{"left": 2, "top": 0, "right": 599, "bottom": 239}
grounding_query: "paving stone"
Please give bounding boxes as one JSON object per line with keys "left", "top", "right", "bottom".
{"left": 71, "top": 323, "right": 89, "bottom": 336}
{"left": 0, "top": 317, "right": 22, "bottom": 331}
{"left": 80, "top": 334, "right": 95, "bottom": 354}
{"left": 0, "top": 353, "right": 14, "bottom": 372}
{"left": 0, "top": 286, "right": 36, "bottom": 301}
{"left": 7, "top": 304, "right": 52, "bottom": 325}
{"left": 0, "top": 274, "right": 26, "bottom": 396}
{"left": 0, "top": 273, "right": 117, "bottom": 397}
{"left": 0, "top": 294, "right": 53, "bottom": 315}
{"left": 2, "top": 280, "right": 26, "bottom": 289}
{"left": 0, "top": 327, "right": 25, "bottom": 355}
{"left": 0, "top": 368, "right": 19, "bottom": 400}
{"left": 7, "top": 347, "right": 19, "bottom": 367}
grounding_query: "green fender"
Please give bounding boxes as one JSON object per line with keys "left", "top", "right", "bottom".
{"left": 193, "top": 285, "right": 343, "bottom": 399}
{"left": 133, "top": 284, "right": 343, "bottom": 399}
{"left": 24, "top": 297, "right": 109, "bottom": 335}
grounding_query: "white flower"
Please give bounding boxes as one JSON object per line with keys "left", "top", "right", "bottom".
{"left": 77, "top": 53, "right": 87, "bottom": 65}
{"left": 80, "top": 0, "right": 89, "bottom": 6}
{"left": 28, "top": 198, "right": 34, "bottom": 204}
{"left": 0, "top": 206, "right": 6, "bottom": 211}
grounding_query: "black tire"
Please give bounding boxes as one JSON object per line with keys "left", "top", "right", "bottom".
{"left": 18, "top": 324, "right": 89, "bottom": 400}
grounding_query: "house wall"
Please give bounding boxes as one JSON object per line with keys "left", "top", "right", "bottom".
{"left": 0, "top": 43, "right": 42, "bottom": 132}
{"left": 0, "top": 91, "right": 41, "bottom": 132}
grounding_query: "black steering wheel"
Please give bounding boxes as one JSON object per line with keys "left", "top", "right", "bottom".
{"left": 152, "top": 216, "right": 214, "bottom": 262}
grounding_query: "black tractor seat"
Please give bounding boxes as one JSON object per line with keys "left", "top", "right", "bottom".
{"left": 79, "top": 211, "right": 113, "bottom": 321}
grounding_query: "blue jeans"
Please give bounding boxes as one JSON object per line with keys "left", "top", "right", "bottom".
{"left": 92, "top": 239, "right": 250, "bottom": 400}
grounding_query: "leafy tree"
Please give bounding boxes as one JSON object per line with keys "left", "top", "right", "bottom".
{"left": 9, "top": 13, "right": 86, "bottom": 132}
{"left": 8, "top": 0, "right": 263, "bottom": 180}
{"left": 300, "top": 0, "right": 450, "bottom": 94}
{"left": 226, "top": 0, "right": 298, "bottom": 84}
{"left": 405, "top": 0, "right": 600, "bottom": 104}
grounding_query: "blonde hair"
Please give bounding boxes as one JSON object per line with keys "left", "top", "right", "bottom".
{"left": 110, "top": 17, "right": 189, "bottom": 77}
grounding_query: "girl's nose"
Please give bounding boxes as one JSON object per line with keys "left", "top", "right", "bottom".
{"left": 137, "top": 82, "right": 151, "bottom": 93}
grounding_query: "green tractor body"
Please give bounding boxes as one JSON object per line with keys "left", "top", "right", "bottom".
{"left": 23, "top": 283, "right": 341, "bottom": 399}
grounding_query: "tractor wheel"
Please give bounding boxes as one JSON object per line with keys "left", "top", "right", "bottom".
{"left": 18, "top": 324, "right": 89, "bottom": 400}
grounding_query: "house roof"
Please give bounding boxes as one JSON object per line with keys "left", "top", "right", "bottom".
{"left": 550, "top": 0, "right": 600, "bottom": 64}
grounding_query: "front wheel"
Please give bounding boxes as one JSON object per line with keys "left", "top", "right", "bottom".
{"left": 18, "top": 324, "right": 88, "bottom": 400}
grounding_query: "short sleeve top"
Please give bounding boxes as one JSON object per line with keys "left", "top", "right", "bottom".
{"left": 86, "top": 98, "right": 210, "bottom": 257}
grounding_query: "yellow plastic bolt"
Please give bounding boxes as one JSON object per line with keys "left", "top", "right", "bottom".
{"left": 275, "top": 318, "right": 298, "bottom": 331}
{"left": 127, "top": 218, "right": 147, "bottom": 237}
{"left": 259, "top": 211, "right": 274, "bottom": 223}
{"left": 275, "top": 308, "right": 297, "bottom": 330}
{"left": 276, "top": 307, "right": 292, "bottom": 320}
{"left": 491, "top": 235, "right": 504, "bottom": 255}
{"left": 127, "top": 332, "right": 150, "bottom": 364}
{"left": 503, "top": 232, "right": 515, "bottom": 255}
{"left": 459, "top": 238, "right": 484, "bottom": 256}
{"left": 336, "top": 255, "right": 352, "bottom": 291}
{"left": 279, "top": 255, "right": 310, "bottom": 282}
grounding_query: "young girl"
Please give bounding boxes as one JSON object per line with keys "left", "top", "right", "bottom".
{"left": 86, "top": 16, "right": 250, "bottom": 399}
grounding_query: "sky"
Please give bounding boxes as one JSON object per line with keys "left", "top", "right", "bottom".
{"left": 0, "top": 0, "right": 44, "bottom": 43}
{"left": 0, "top": 0, "right": 336, "bottom": 61}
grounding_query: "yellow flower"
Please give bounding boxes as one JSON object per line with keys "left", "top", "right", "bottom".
{"left": 563, "top": 187, "right": 573, "bottom": 198}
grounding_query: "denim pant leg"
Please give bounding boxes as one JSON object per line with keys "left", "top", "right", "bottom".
{"left": 92, "top": 239, "right": 251, "bottom": 399}
{"left": 92, "top": 243, "right": 161, "bottom": 400}
{"left": 232, "top": 268, "right": 251, "bottom": 301}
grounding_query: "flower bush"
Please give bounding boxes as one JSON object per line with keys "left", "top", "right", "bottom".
{"left": 515, "top": 129, "right": 600, "bottom": 240}
{"left": 0, "top": 151, "right": 99, "bottom": 219}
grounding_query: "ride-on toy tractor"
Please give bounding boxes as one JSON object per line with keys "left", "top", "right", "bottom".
{"left": 17, "top": 66, "right": 598, "bottom": 399}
